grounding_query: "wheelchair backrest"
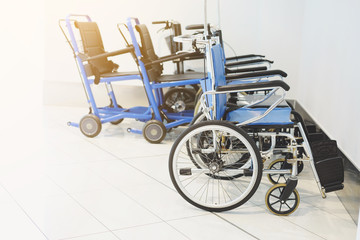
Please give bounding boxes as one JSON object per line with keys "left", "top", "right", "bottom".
{"left": 75, "top": 21, "right": 117, "bottom": 75}
{"left": 200, "top": 43, "right": 227, "bottom": 120}
{"left": 135, "top": 24, "right": 163, "bottom": 80}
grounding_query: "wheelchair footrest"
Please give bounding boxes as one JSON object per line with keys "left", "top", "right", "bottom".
{"left": 311, "top": 140, "right": 344, "bottom": 191}
{"left": 324, "top": 183, "right": 344, "bottom": 193}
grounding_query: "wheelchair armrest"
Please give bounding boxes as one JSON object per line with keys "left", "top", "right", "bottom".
{"left": 216, "top": 80, "right": 290, "bottom": 92}
{"left": 185, "top": 24, "right": 210, "bottom": 30}
{"left": 144, "top": 52, "right": 198, "bottom": 66}
{"left": 226, "top": 70, "right": 288, "bottom": 80}
{"left": 226, "top": 54, "right": 265, "bottom": 61}
{"left": 86, "top": 46, "right": 134, "bottom": 61}
{"left": 173, "top": 52, "right": 204, "bottom": 62}
{"left": 225, "top": 66, "right": 267, "bottom": 74}
{"left": 225, "top": 59, "right": 274, "bottom": 67}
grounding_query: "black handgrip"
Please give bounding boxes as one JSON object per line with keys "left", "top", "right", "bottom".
{"left": 226, "top": 54, "right": 265, "bottom": 61}
{"left": 186, "top": 24, "right": 205, "bottom": 30}
{"left": 152, "top": 21, "right": 168, "bottom": 24}
{"left": 185, "top": 24, "right": 211, "bottom": 31}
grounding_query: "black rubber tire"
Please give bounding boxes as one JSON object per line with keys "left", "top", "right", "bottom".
{"left": 189, "top": 111, "right": 207, "bottom": 126}
{"left": 143, "top": 120, "right": 166, "bottom": 144}
{"left": 164, "top": 87, "right": 196, "bottom": 113}
{"left": 169, "top": 120, "right": 263, "bottom": 212}
{"left": 267, "top": 158, "right": 291, "bottom": 185}
{"left": 265, "top": 183, "right": 300, "bottom": 216}
{"left": 109, "top": 104, "right": 124, "bottom": 125}
{"left": 79, "top": 114, "right": 102, "bottom": 138}
{"left": 267, "top": 158, "right": 304, "bottom": 185}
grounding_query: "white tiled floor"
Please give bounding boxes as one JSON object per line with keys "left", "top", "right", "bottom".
{"left": 0, "top": 106, "right": 357, "bottom": 240}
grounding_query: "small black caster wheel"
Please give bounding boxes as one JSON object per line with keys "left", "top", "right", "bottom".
{"left": 143, "top": 120, "right": 166, "bottom": 144}
{"left": 267, "top": 158, "right": 291, "bottom": 184}
{"left": 110, "top": 104, "right": 124, "bottom": 125}
{"left": 79, "top": 114, "right": 102, "bottom": 138}
{"left": 265, "top": 183, "right": 300, "bottom": 216}
{"left": 164, "top": 87, "right": 196, "bottom": 113}
{"left": 267, "top": 159, "right": 304, "bottom": 184}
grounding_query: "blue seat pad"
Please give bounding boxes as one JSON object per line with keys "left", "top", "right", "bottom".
{"left": 226, "top": 107, "right": 293, "bottom": 125}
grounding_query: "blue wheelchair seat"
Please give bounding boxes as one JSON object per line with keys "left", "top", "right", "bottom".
{"left": 226, "top": 106, "right": 293, "bottom": 126}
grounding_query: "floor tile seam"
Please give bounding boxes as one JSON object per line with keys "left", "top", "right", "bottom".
{"left": 216, "top": 208, "right": 327, "bottom": 240}
{"left": 45, "top": 175, "right": 122, "bottom": 240}
{"left": 161, "top": 221, "right": 192, "bottom": 240}
{"left": 83, "top": 163, "right": 210, "bottom": 227}
{"left": 258, "top": 200, "right": 330, "bottom": 240}
{"left": 45, "top": 158, "right": 124, "bottom": 167}
{"left": 0, "top": 182, "right": 50, "bottom": 240}
{"left": 299, "top": 197, "right": 357, "bottom": 225}
{"left": 111, "top": 220, "right": 191, "bottom": 240}
{"left": 57, "top": 230, "right": 111, "bottom": 240}
{"left": 240, "top": 201, "right": 330, "bottom": 239}
{"left": 209, "top": 213, "right": 260, "bottom": 240}
{"left": 120, "top": 154, "right": 170, "bottom": 160}
{"left": 84, "top": 139, "right": 177, "bottom": 192}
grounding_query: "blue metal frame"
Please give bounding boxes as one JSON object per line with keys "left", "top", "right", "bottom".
{"left": 64, "top": 15, "right": 207, "bottom": 138}
{"left": 125, "top": 17, "right": 205, "bottom": 131}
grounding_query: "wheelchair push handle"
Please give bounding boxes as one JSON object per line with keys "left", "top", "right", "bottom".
{"left": 66, "top": 14, "right": 91, "bottom": 22}
{"left": 185, "top": 23, "right": 211, "bottom": 32}
{"left": 152, "top": 20, "right": 168, "bottom": 24}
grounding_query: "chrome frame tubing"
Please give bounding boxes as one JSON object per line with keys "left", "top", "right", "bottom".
{"left": 199, "top": 86, "right": 286, "bottom": 125}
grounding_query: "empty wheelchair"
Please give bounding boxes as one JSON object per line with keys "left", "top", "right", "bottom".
{"left": 60, "top": 15, "right": 208, "bottom": 143}
{"left": 169, "top": 37, "right": 344, "bottom": 215}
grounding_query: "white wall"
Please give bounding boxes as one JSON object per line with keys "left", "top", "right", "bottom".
{"left": 44, "top": 0, "right": 360, "bottom": 168}
{"left": 296, "top": 0, "right": 360, "bottom": 169}
{"left": 1, "top": 0, "right": 44, "bottom": 160}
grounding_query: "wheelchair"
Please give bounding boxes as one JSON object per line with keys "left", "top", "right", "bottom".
{"left": 60, "top": 15, "right": 206, "bottom": 143}
{"left": 151, "top": 20, "right": 284, "bottom": 115}
{"left": 168, "top": 36, "right": 344, "bottom": 215}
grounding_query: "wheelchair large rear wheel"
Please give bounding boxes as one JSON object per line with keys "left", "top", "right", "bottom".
{"left": 169, "top": 121, "right": 263, "bottom": 212}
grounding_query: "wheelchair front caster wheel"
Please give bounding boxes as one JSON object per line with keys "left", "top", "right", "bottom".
{"left": 143, "top": 120, "right": 166, "bottom": 144}
{"left": 265, "top": 183, "right": 300, "bottom": 216}
{"left": 267, "top": 159, "right": 304, "bottom": 185}
{"left": 110, "top": 104, "right": 124, "bottom": 125}
{"left": 79, "top": 114, "right": 102, "bottom": 138}
{"left": 267, "top": 159, "right": 291, "bottom": 184}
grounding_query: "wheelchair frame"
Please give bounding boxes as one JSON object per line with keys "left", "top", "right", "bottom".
{"left": 60, "top": 15, "right": 206, "bottom": 142}
{"left": 169, "top": 36, "right": 344, "bottom": 215}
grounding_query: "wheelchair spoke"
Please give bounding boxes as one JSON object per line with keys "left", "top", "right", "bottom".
{"left": 270, "top": 193, "right": 280, "bottom": 199}
{"left": 270, "top": 199, "right": 281, "bottom": 206}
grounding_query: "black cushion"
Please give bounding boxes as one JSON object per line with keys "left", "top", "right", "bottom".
{"left": 135, "top": 24, "right": 163, "bottom": 80}
{"left": 100, "top": 71, "right": 139, "bottom": 78}
{"left": 75, "top": 21, "right": 117, "bottom": 75}
{"left": 157, "top": 72, "right": 206, "bottom": 82}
